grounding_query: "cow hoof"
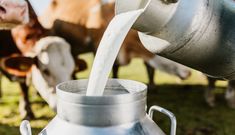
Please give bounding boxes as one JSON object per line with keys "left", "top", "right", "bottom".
{"left": 148, "top": 83, "right": 157, "bottom": 89}
{"left": 19, "top": 99, "right": 35, "bottom": 120}
{"left": 20, "top": 107, "right": 35, "bottom": 120}
{"left": 205, "top": 90, "right": 216, "bottom": 107}
{"left": 20, "top": 108, "right": 35, "bottom": 120}
{"left": 147, "top": 84, "right": 158, "bottom": 94}
{"left": 225, "top": 90, "right": 235, "bottom": 109}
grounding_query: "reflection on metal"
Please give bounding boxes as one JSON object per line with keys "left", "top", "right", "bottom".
{"left": 20, "top": 79, "right": 176, "bottom": 135}
{"left": 116, "top": 0, "right": 235, "bottom": 80}
{"left": 149, "top": 106, "right": 177, "bottom": 135}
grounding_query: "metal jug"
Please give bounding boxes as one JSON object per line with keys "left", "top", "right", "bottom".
{"left": 20, "top": 79, "right": 176, "bottom": 135}
{"left": 116, "top": 0, "right": 235, "bottom": 80}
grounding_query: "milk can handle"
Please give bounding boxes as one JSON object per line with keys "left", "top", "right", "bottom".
{"left": 148, "top": 106, "right": 177, "bottom": 135}
{"left": 20, "top": 120, "right": 32, "bottom": 135}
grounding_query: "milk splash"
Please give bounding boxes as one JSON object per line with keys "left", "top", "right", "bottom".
{"left": 86, "top": 9, "right": 144, "bottom": 96}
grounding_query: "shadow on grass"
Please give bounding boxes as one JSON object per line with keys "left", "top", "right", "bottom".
{"left": 0, "top": 124, "right": 42, "bottom": 135}
{"left": 146, "top": 84, "right": 235, "bottom": 135}
{"left": 35, "top": 115, "right": 54, "bottom": 121}
{"left": 1, "top": 84, "right": 234, "bottom": 135}
{"left": 148, "top": 84, "right": 228, "bottom": 108}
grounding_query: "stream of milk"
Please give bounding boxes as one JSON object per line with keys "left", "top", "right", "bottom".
{"left": 86, "top": 9, "right": 144, "bottom": 96}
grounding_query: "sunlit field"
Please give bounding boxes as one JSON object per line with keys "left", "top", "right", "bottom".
{"left": 0, "top": 53, "right": 234, "bottom": 135}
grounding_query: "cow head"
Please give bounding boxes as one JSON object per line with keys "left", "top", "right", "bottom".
{"left": 11, "top": 19, "right": 45, "bottom": 54}
{"left": 34, "top": 37, "right": 75, "bottom": 87}
{"left": 0, "top": 0, "right": 29, "bottom": 29}
{"left": 11, "top": 0, "right": 47, "bottom": 55}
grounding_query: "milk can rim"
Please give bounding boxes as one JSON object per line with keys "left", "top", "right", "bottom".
{"left": 56, "top": 79, "right": 147, "bottom": 105}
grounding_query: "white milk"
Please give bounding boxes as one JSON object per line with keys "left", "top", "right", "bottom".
{"left": 86, "top": 9, "right": 144, "bottom": 96}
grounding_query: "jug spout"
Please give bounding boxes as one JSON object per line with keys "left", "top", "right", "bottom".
{"left": 115, "top": 0, "right": 179, "bottom": 35}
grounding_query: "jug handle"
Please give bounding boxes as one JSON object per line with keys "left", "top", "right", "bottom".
{"left": 20, "top": 120, "right": 32, "bottom": 135}
{"left": 148, "top": 106, "right": 176, "bottom": 135}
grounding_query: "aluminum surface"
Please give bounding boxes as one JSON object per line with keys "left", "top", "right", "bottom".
{"left": 116, "top": 0, "right": 235, "bottom": 80}
{"left": 36, "top": 79, "right": 173, "bottom": 135}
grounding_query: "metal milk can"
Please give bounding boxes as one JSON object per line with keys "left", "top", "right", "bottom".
{"left": 116, "top": 0, "right": 235, "bottom": 80}
{"left": 20, "top": 79, "right": 176, "bottom": 135}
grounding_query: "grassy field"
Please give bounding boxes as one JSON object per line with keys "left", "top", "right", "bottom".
{"left": 0, "top": 53, "right": 234, "bottom": 135}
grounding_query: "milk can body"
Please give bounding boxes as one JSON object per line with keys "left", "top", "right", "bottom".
{"left": 32, "top": 79, "right": 176, "bottom": 135}
{"left": 116, "top": 0, "right": 235, "bottom": 80}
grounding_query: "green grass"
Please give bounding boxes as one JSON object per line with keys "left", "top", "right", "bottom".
{"left": 0, "top": 53, "right": 233, "bottom": 135}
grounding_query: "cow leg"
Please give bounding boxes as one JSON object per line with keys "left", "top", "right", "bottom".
{"left": 71, "top": 54, "right": 78, "bottom": 80}
{"left": 112, "top": 62, "right": 119, "bottom": 78}
{"left": 144, "top": 62, "right": 155, "bottom": 86}
{"left": 0, "top": 72, "right": 2, "bottom": 99}
{"left": 19, "top": 81, "right": 35, "bottom": 120}
{"left": 72, "top": 58, "right": 88, "bottom": 80}
{"left": 225, "top": 80, "right": 235, "bottom": 109}
{"left": 72, "top": 69, "right": 77, "bottom": 80}
{"left": 205, "top": 76, "right": 216, "bottom": 107}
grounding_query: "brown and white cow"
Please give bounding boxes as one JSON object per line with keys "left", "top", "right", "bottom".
{"left": 0, "top": 0, "right": 31, "bottom": 118}
{"left": 0, "top": 1, "right": 75, "bottom": 119}
{"left": 11, "top": 1, "right": 75, "bottom": 115}
{"left": 0, "top": 0, "right": 29, "bottom": 29}
{"left": 39, "top": 0, "right": 103, "bottom": 29}
{"left": 40, "top": 0, "right": 191, "bottom": 85}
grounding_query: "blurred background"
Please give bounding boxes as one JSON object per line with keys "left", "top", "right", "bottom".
{"left": 0, "top": 0, "right": 235, "bottom": 135}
